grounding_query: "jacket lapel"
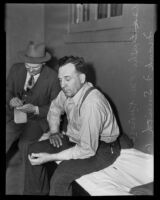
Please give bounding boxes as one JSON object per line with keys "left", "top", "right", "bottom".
{"left": 29, "top": 65, "right": 48, "bottom": 92}
{"left": 18, "top": 64, "right": 27, "bottom": 91}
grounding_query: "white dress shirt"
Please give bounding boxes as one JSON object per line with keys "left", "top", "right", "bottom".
{"left": 47, "top": 82, "right": 120, "bottom": 159}
{"left": 24, "top": 72, "right": 40, "bottom": 91}
{"left": 24, "top": 72, "right": 40, "bottom": 115}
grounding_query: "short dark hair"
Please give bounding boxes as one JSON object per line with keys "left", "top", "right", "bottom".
{"left": 58, "top": 56, "right": 87, "bottom": 75}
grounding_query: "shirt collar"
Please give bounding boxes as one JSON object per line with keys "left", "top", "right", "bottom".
{"left": 27, "top": 72, "right": 40, "bottom": 80}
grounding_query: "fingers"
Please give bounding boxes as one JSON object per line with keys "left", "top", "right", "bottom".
{"left": 31, "top": 153, "right": 40, "bottom": 158}
{"left": 59, "top": 133, "right": 64, "bottom": 138}
{"left": 16, "top": 104, "right": 35, "bottom": 113}
{"left": 49, "top": 134, "right": 62, "bottom": 148}
{"left": 16, "top": 99, "right": 23, "bottom": 106}
{"left": 49, "top": 136, "right": 56, "bottom": 146}
{"left": 28, "top": 154, "right": 32, "bottom": 162}
{"left": 28, "top": 153, "right": 50, "bottom": 165}
{"left": 28, "top": 154, "right": 35, "bottom": 165}
{"left": 57, "top": 136, "right": 63, "bottom": 145}
{"left": 28, "top": 154, "right": 39, "bottom": 165}
{"left": 54, "top": 136, "right": 62, "bottom": 148}
{"left": 10, "top": 97, "right": 23, "bottom": 107}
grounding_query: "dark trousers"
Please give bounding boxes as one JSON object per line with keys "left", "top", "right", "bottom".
{"left": 6, "top": 119, "right": 46, "bottom": 154}
{"left": 23, "top": 135, "right": 120, "bottom": 196}
{"left": 6, "top": 119, "right": 46, "bottom": 192}
{"left": 6, "top": 118, "right": 46, "bottom": 179}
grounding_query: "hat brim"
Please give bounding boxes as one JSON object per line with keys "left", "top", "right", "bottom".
{"left": 19, "top": 51, "right": 51, "bottom": 63}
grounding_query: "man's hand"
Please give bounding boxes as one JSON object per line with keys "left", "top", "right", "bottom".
{"left": 38, "top": 132, "right": 50, "bottom": 141}
{"left": 49, "top": 132, "right": 63, "bottom": 148}
{"left": 28, "top": 153, "right": 52, "bottom": 165}
{"left": 10, "top": 97, "right": 23, "bottom": 108}
{"left": 16, "top": 103, "right": 36, "bottom": 113}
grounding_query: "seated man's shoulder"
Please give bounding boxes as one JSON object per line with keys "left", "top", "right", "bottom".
{"left": 83, "top": 89, "right": 104, "bottom": 107}
{"left": 87, "top": 89, "right": 106, "bottom": 104}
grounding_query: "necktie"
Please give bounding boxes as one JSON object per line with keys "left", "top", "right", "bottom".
{"left": 27, "top": 75, "right": 35, "bottom": 90}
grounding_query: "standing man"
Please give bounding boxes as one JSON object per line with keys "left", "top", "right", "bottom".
{"left": 24, "top": 56, "right": 121, "bottom": 195}
{"left": 6, "top": 41, "right": 60, "bottom": 160}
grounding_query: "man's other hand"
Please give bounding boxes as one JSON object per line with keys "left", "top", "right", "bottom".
{"left": 49, "top": 132, "right": 63, "bottom": 148}
{"left": 10, "top": 97, "right": 23, "bottom": 108}
{"left": 28, "top": 153, "right": 51, "bottom": 165}
{"left": 16, "top": 103, "right": 36, "bottom": 113}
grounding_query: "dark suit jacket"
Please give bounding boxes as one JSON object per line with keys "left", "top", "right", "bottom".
{"left": 6, "top": 63, "right": 61, "bottom": 132}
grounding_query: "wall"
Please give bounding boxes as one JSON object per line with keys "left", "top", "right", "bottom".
{"left": 6, "top": 4, "right": 155, "bottom": 154}
{"left": 44, "top": 4, "right": 155, "bottom": 154}
{"left": 6, "top": 3, "right": 45, "bottom": 76}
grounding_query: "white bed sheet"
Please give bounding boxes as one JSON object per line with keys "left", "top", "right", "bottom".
{"left": 75, "top": 148, "right": 153, "bottom": 196}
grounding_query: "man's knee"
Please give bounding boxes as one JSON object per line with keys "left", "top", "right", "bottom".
{"left": 26, "top": 142, "right": 38, "bottom": 155}
{"left": 27, "top": 140, "right": 48, "bottom": 155}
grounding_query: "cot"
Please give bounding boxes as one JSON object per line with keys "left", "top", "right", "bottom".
{"left": 56, "top": 148, "right": 153, "bottom": 195}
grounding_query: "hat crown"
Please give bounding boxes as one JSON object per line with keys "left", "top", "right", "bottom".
{"left": 25, "top": 41, "right": 45, "bottom": 58}
{"left": 19, "top": 41, "right": 51, "bottom": 63}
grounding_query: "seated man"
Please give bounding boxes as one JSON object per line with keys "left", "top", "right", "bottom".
{"left": 6, "top": 41, "right": 60, "bottom": 162}
{"left": 24, "top": 56, "right": 121, "bottom": 195}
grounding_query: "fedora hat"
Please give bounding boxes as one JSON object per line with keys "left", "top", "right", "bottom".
{"left": 19, "top": 41, "right": 51, "bottom": 63}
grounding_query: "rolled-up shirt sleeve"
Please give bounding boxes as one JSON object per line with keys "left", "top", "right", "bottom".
{"left": 69, "top": 102, "right": 107, "bottom": 159}
{"left": 47, "top": 91, "right": 66, "bottom": 133}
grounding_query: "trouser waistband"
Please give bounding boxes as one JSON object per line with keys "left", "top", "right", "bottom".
{"left": 100, "top": 139, "right": 120, "bottom": 154}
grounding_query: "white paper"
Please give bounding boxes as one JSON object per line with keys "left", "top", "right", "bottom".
{"left": 14, "top": 108, "right": 27, "bottom": 123}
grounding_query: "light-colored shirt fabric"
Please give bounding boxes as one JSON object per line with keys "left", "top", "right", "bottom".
{"left": 47, "top": 82, "right": 120, "bottom": 159}
{"left": 24, "top": 72, "right": 40, "bottom": 91}
{"left": 24, "top": 72, "right": 40, "bottom": 115}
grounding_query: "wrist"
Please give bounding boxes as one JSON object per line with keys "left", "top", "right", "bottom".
{"left": 50, "top": 131, "right": 59, "bottom": 135}
{"left": 50, "top": 153, "right": 57, "bottom": 161}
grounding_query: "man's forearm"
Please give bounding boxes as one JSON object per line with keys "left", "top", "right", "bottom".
{"left": 50, "top": 147, "right": 74, "bottom": 161}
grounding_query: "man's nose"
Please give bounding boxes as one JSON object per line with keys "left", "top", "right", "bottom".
{"left": 61, "top": 80, "right": 66, "bottom": 88}
{"left": 29, "top": 67, "right": 33, "bottom": 72}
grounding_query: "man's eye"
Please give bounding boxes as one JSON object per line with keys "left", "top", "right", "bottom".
{"left": 66, "top": 77, "right": 71, "bottom": 81}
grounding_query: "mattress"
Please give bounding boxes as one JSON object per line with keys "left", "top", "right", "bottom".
{"left": 75, "top": 148, "right": 153, "bottom": 195}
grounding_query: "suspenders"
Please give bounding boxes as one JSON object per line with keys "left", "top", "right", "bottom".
{"left": 79, "top": 87, "right": 95, "bottom": 115}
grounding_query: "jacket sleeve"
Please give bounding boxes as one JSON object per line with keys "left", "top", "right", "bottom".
{"left": 6, "top": 64, "right": 17, "bottom": 117}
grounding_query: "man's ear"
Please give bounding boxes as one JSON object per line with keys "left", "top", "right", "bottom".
{"left": 80, "top": 73, "right": 86, "bottom": 84}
